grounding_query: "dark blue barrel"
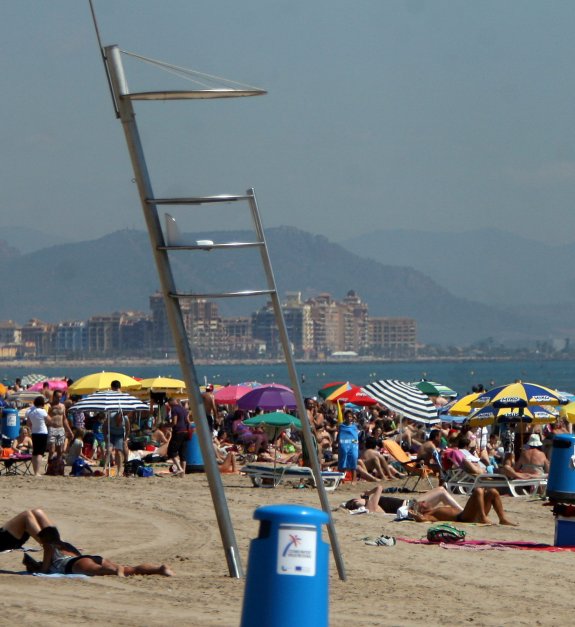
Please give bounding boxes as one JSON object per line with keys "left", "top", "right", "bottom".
{"left": 184, "top": 423, "right": 204, "bottom": 472}
{"left": 547, "top": 434, "right": 575, "bottom": 502}
{"left": 1, "top": 408, "right": 20, "bottom": 442}
{"left": 240, "top": 504, "right": 329, "bottom": 627}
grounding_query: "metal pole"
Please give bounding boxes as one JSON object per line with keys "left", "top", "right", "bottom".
{"left": 104, "top": 45, "right": 243, "bottom": 578}
{"left": 247, "top": 189, "right": 347, "bottom": 581}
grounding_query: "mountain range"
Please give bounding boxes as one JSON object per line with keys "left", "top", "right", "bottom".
{"left": 0, "top": 226, "right": 567, "bottom": 345}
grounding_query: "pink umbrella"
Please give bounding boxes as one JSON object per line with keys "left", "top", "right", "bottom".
{"left": 214, "top": 384, "right": 253, "bottom": 405}
{"left": 29, "top": 379, "right": 68, "bottom": 392}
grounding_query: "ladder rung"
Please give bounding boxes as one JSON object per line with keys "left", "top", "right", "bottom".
{"left": 158, "top": 242, "right": 263, "bottom": 251}
{"left": 147, "top": 195, "right": 249, "bottom": 205}
{"left": 170, "top": 289, "right": 274, "bottom": 300}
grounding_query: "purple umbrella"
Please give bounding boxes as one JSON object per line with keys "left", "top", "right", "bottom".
{"left": 237, "top": 384, "right": 297, "bottom": 411}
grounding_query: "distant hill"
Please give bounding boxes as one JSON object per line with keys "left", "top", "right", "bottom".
{"left": 0, "top": 226, "right": 73, "bottom": 255}
{"left": 340, "top": 228, "right": 575, "bottom": 306}
{"left": 0, "top": 227, "right": 553, "bottom": 344}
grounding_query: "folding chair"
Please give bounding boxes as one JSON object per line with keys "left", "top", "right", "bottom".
{"left": 382, "top": 439, "right": 435, "bottom": 492}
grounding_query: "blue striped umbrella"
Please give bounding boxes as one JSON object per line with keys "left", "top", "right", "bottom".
{"left": 363, "top": 380, "right": 439, "bottom": 424}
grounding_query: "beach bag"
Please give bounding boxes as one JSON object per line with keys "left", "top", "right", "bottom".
{"left": 427, "top": 523, "right": 466, "bottom": 543}
{"left": 70, "top": 458, "right": 93, "bottom": 477}
{"left": 136, "top": 465, "right": 154, "bottom": 478}
{"left": 45, "top": 455, "right": 65, "bottom": 476}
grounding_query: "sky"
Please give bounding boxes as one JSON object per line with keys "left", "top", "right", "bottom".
{"left": 2, "top": 1, "right": 575, "bottom": 246}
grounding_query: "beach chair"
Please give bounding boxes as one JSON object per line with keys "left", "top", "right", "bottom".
{"left": 382, "top": 439, "right": 435, "bottom": 492}
{"left": 0, "top": 452, "right": 33, "bottom": 476}
{"left": 241, "top": 463, "right": 345, "bottom": 491}
{"left": 441, "top": 455, "right": 547, "bottom": 497}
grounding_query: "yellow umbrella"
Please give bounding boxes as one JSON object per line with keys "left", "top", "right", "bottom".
{"left": 137, "top": 377, "right": 187, "bottom": 394}
{"left": 467, "top": 405, "right": 558, "bottom": 428}
{"left": 68, "top": 372, "right": 141, "bottom": 395}
{"left": 445, "top": 393, "right": 481, "bottom": 416}
{"left": 560, "top": 402, "right": 575, "bottom": 424}
{"left": 0, "top": 383, "right": 7, "bottom": 395}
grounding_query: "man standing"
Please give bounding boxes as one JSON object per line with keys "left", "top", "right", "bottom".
{"left": 26, "top": 396, "right": 49, "bottom": 476}
{"left": 202, "top": 384, "right": 218, "bottom": 432}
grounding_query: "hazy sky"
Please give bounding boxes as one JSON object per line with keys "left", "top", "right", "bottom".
{"left": 2, "top": 1, "right": 575, "bottom": 245}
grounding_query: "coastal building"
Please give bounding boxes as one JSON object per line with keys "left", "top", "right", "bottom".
{"left": 368, "top": 317, "right": 417, "bottom": 358}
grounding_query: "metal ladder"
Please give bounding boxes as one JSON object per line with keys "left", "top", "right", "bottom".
{"left": 101, "top": 44, "right": 345, "bottom": 581}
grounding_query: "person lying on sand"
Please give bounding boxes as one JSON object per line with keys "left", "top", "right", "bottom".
{"left": 344, "top": 485, "right": 463, "bottom": 516}
{"left": 0, "top": 509, "right": 53, "bottom": 552}
{"left": 409, "top": 487, "right": 517, "bottom": 526}
{"left": 24, "top": 526, "right": 174, "bottom": 577}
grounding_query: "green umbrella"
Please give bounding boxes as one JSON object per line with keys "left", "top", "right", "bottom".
{"left": 414, "top": 380, "right": 457, "bottom": 398}
{"left": 244, "top": 412, "right": 302, "bottom": 479}
{"left": 244, "top": 411, "right": 302, "bottom": 429}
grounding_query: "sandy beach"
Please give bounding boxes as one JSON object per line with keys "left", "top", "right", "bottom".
{"left": 0, "top": 473, "right": 571, "bottom": 627}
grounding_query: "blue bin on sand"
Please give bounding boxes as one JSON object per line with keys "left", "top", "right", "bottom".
{"left": 240, "top": 504, "right": 329, "bottom": 627}
{"left": 547, "top": 434, "right": 575, "bottom": 503}
{"left": 184, "top": 423, "right": 204, "bottom": 472}
{"left": 1, "top": 408, "right": 20, "bottom": 443}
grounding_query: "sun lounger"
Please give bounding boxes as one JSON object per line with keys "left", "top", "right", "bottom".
{"left": 241, "top": 463, "right": 346, "bottom": 491}
{"left": 444, "top": 467, "right": 547, "bottom": 497}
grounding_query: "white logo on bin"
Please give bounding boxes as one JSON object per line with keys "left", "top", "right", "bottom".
{"left": 277, "top": 524, "right": 316, "bottom": 577}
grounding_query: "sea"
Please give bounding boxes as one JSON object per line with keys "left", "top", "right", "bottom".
{"left": 2, "top": 358, "right": 575, "bottom": 398}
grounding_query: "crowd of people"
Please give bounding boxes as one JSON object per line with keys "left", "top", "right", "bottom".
{"left": 0, "top": 377, "right": 568, "bottom": 485}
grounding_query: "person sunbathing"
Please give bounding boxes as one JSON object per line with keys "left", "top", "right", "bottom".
{"left": 344, "top": 485, "right": 463, "bottom": 516}
{"left": 360, "top": 437, "right": 406, "bottom": 480}
{"left": 408, "top": 487, "right": 517, "bottom": 526}
{"left": 500, "top": 452, "right": 541, "bottom": 480}
{"left": 25, "top": 526, "right": 174, "bottom": 577}
{"left": 1, "top": 509, "right": 54, "bottom": 553}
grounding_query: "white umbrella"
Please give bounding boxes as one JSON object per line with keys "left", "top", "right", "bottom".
{"left": 363, "top": 379, "right": 440, "bottom": 425}
{"left": 69, "top": 391, "right": 148, "bottom": 476}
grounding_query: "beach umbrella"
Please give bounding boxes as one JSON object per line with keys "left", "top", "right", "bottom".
{"left": 237, "top": 384, "right": 297, "bottom": 411}
{"left": 442, "top": 393, "right": 481, "bottom": 417}
{"left": 29, "top": 379, "right": 68, "bottom": 392}
{"left": 214, "top": 384, "right": 254, "bottom": 405}
{"left": 68, "top": 372, "right": 141, "bottom": 395}
{"left": 471, "top": 381, "right": 569, "bottom": 409}
{"left": 559, "top": 401, "right": 575, "bottom": 424}
{"left": 318, "top": 382, "right": 348, "bottom": 399}
{"left": 244, "top": 411, "right": 302, "bottom": 430}
{"left": 137, "top": 377, "right": 187, "bottom": 394}
{"left": 413, "top": 380, "right": 457, "bottom": 398}
{"left": 21, "top": 374, "right": 48, "bottom": 387}
{"left": 68, "top": 390, "right": 148, "bottom": 414}
{"left": 363, "top": 380, "right": 439, "bottom": 424}
{"left": 244, "top": 411, "right": 302, "bottom": 478}
{"left": 327, "top": 385, "right": 378, "bottom": 407}
{"left": 467, "top": 404, "right": 559, "bottom": 428}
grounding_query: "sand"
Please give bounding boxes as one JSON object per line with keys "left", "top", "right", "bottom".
{"left": 0, "top": 473, "right": 572, "bottom": 627}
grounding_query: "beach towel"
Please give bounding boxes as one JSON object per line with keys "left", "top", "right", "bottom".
{"left": 337, "top": 423, "right": 359, "bottom": 471}
{"left": 396, "top": 537, "right": 575, "bottom": 551}
{"left": 33, "top": 573, "right": 91, "bottom": 579}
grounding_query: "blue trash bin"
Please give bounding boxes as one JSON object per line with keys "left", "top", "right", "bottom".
{"left": 240, "top": 504, "right": 329, "bottom": 627}
{"left": 1, "top": 408, "right": 20, "bottom": 443}
{"left": 184, "top": 423, "right": 204, "bottom": 472}
{"left": 547, "top": 434, "right": 575, "bottom": 502}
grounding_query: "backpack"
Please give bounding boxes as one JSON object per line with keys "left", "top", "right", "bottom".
{"left": 427, "top": 523, "right": 466, "bottom": 543}
{"left": 45, "top": 455, "right": 66, "bottom": 476}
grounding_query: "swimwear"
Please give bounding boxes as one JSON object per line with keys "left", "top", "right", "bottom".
{"left": 455, "top": 512, "right": 465, "bottom": 523}
{"left": 47, "top": 427, "right": 66, "bottom": 447}
{"left": 32, "top": 433, "right": 48, "bottom": 456}
{"left": 0, "top": 528, "right": 28, "bottom": 552}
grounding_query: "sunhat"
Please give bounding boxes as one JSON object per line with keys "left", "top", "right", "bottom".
{"left": 527, "top": 433, "right": 543, "bottom": 448}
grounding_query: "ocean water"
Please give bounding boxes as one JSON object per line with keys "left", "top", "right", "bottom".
{"left": 2, "top": 359, "right": 575, "bottom": 398}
